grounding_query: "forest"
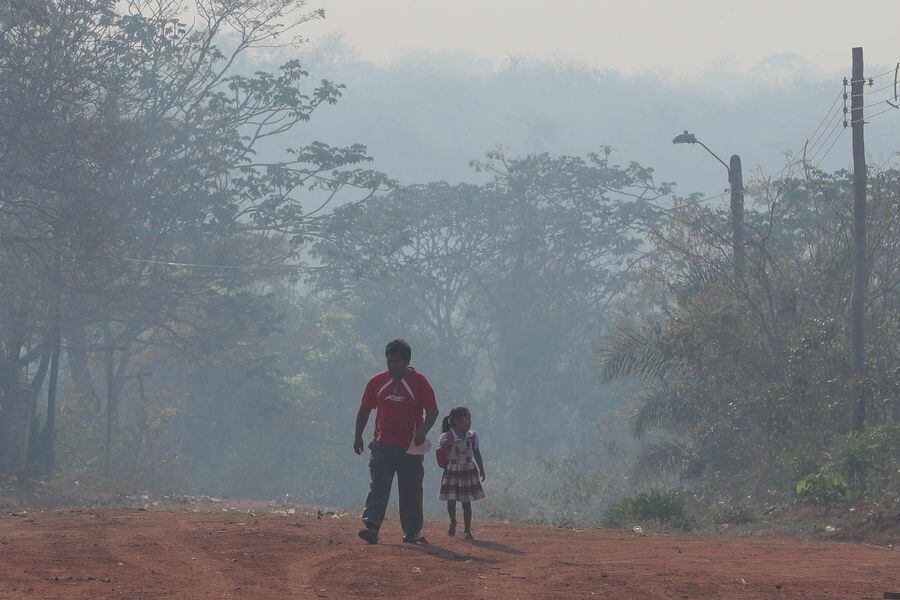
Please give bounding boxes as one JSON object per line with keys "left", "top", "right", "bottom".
{"left": 1, "top": 0, "right": 897, "bottom": 528}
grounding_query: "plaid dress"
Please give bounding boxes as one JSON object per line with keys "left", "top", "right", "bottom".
{"left": 438, "top": 430, "right": 485, "bottom": 502}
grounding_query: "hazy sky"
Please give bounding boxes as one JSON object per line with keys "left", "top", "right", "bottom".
{"left": 304, "top": 0, "right": 900, "bottom": 76}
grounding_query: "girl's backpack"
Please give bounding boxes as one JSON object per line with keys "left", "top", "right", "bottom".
{"left": 436, "top": 446, "right": 448, "bottom": 469}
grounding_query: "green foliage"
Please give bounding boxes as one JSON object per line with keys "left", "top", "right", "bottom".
{"left": 536, "top": 454, "right": 607, "bottom": 526}
{"left": 783, "top": 426, "right": 900, "bottom": 511}
{"left": 478, "top": 460, "right": 551, "bottom": 524}
{"left": 0, "top": 0, "right": 385, "bottom": 479}
{"left": 477, "top": 442, "right": 634, "bottom": 527}
{"left": 794, "top": 473, "right": 848, "bottom": 507}
{"left": 312, "top": 151, "right": 670, "bottom": 455}
{"left": 182, "top": 301, "right": 376, "bottom": 504}
{"left": 600, "top": 165, "right": 900, "bottom": 510}
{"left": 631, "top": 439, "right": 692, "bottom": 483}
{"left": 829, "top": 424, "right": 900, "bottom": 504}
{"left": 2, "top": 0, "right": 897, "bottom": 517}
{"left": 708, "top": 501, "right": 756, "bottom": 525}
{"left": 599, "top": 324, "right": 673, "bottom": 385}
{"left": 600, "top": 490, "right": 688, "bottom": 529}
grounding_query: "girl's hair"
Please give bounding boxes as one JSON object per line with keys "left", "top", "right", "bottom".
{"left": 441, "top": 406, "right": 472, "bottom": 433}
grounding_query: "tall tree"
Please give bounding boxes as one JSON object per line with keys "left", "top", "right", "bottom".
{"left": 0, "top": 0, "right": 385, "bottom": 475}
{"left": 313, "top": 148, "right": 668, "bottom": 451}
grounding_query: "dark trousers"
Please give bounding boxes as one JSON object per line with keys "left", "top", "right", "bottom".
{"left": 361, "top": 441, "right": 424, "bottom": 536}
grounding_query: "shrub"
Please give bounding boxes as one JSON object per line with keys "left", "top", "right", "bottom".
{"left": 537, "top": 454, "right": 607, "bottom": 526}
{"left": 601, "top": 490, "right": 687, "bottom": 529}
{"left": 794, "top": 472, "right": 848, "bottom": 507}
{"left": 709, "top": 501, "right": 756, "bottom": 525}
{"left": 832, "top": 424, "right": 900, "bottom": 502}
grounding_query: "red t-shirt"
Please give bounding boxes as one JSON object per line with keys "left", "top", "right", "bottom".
{"left": 361, "top": 368, "right": 438, "bottom": 448}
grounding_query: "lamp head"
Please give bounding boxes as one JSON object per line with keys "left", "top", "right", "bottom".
{"left": 672, "top": 130, "right": 697, "bottom": 144}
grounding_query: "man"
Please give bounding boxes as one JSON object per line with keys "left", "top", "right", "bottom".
{"left": 354, "top": 339, "right": 439, "bottom": 545}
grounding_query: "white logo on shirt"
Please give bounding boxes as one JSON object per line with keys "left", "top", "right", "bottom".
{"left": 385, "top": 394, "right": 405, "bottom": 402}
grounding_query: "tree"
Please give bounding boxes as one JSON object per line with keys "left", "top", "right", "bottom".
{"left": 599, "top": 162, "right": 900, "bottom": 502}
{"left": 313, "top": 148, "right": 668, "bottom": 452}
{"left": 0, "top": 0, "right": 385, "bottom": 476}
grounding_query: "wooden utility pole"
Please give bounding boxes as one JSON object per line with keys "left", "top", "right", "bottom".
{"left": 729, "top": 154, "right": 745, "bottom": 281}
{"left": 850, "top": 46, "right": 868, "bottom": 431}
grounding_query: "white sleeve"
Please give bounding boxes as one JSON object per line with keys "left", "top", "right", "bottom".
{"left": 469, "top": 431, "right": 478, "bottom": 450}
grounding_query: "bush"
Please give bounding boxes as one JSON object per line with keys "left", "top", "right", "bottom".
{"left": 537, "top": 454, "right": 607, "bottom": 526}
{"left": 475, "top": 458, "right": 564, "bottom": 525}
{"left": 794, "top": 472, "right": 848, "bottom": 507}
{"left": 601, "top": 490, "right": 688, "bottom": 529}
{"left": 832, "top": 424, "right": 900, "bottom": 503}
{"left": 709, "top": 501, "right": 756, "bottom": 525}
{"left": 792, "top": 425, "right": 900, "bottom": 509}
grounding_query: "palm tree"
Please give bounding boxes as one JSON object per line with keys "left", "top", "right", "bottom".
{"left": 599, "top": 323, "right": 700, "bottom": 482}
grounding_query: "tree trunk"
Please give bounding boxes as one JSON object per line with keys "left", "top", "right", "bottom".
{"left": 65, "top": 324, "right": 100, "bottom": 406}
{"left": 102, "top": 323, "right": 133, "bottom": 477}
{"left": 0, "top": 384, "right": 35, "bottom": 473}
{"left": 31, "top": 307, "right": 63, "bottom": 478}
{"left": 40, "top": 326, "right": 62, "bottom": 477}
{"left": 26, "top": 349, "right": 51, "bottom": 474}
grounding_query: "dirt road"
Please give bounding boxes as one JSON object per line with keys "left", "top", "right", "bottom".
{"left": 0, "top": 506, "right": 896, "bottom": 599}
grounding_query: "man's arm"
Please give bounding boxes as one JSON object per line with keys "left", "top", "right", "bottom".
{"left": 414, "top": 410, "right": 439, "bottom": 446}
{"left": 354, "top": 406, "right": 372, "bottom": 455}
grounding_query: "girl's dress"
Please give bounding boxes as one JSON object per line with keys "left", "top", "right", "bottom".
{"left": 438, "top": 429, "right": 485, "bottom": 502}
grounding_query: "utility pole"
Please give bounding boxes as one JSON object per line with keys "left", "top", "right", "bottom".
{"left": 850, "top": 46, "right": 868, "bottom": 431}
{"left": 729, "top": 154, "right": 745, "bottom": 281}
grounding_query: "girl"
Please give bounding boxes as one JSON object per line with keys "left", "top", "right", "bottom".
{"left": 438, "top": 406, "right": 485, "bottom": 540}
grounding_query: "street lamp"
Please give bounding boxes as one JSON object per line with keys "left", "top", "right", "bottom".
{"left": 672, "top": 130, "right": 745, "bottom": 281}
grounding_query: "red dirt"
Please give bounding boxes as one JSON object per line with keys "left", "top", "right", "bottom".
{"left": 0, "top": 505, "right": 897, "bottom": 599}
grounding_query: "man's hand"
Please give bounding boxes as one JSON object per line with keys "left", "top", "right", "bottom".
{"left": 354, "top": 406, "right": 371, "bottom": 455}
{"left": 413, "top": 428, "right": 427, "bottom": 446}
{"left": 415, "top": 410, "right": 438, "bottom": 447}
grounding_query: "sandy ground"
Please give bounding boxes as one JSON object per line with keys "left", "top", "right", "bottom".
{"left": 0, "top": 505, "right": 897, "bottom": 599}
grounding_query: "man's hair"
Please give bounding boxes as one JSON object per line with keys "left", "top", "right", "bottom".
{"left": 384, "top": 338, "right": 411, "bottom": 362}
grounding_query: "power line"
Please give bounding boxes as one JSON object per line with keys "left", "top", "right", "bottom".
{"left": 865, "top": 65, "right": 899, "bottom": 81}
{"left": 807, "top": 119, "right": 846, "bottom": 163}
{"left": 810, "top": 119, "right": 845, "bottom": 160}
{"left": 849, "top": 79, "right": 898, "bottom": 98}
{"left": 868, "top": 104, "right": 900, "bottom": 121}
{"left": 847, "top": 67, "right": 895, "bottom": 84}
{"left": 805, "top": 90, "right": 843, "bottom": 144}
{"left": 806, "top": 109, "right": 845, "bottom": 158}
{"left": 862, "top": 96, "right": 900, "bottom": 111}
{"left": 796, "top": 89, "right": 844, "bottom": 161}
{"left": 814, "top": 127, "right": 848, "bottom": 169}
{"left": 849, "top": 104, "right": 899, "bottom": 126}
{"left": 812, "top": 62, "right": 900, "bottom": 166}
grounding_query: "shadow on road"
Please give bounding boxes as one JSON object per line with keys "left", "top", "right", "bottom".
{"left": 465, "top": 538, "right": 523, "bottom": 555}
{"left": 396, "top": 541, "right": 500, "bottom": 564}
